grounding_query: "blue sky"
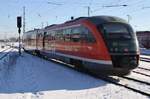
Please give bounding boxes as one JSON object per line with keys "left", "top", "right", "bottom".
{"left": 0, "top": 0, "right": 150, "bottom": 39}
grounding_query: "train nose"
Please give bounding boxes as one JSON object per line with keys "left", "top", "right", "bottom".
{"left": 112, "top": 55, "right": 139, "bottom": 69}
{"left": 129, "top": 60, "right": 138, "bottom": 69}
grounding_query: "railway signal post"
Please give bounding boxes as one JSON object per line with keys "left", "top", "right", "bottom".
{"left": 17, "top": 16, "right": 22, "bottom": 55}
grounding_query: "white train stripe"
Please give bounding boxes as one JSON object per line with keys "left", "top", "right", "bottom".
{"left": 44, "top": 50, "right": 112, "bottom": 65}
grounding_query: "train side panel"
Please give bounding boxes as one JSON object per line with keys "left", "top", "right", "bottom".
{"left": 23, "top": 16, "right": 139, "bottom": 75}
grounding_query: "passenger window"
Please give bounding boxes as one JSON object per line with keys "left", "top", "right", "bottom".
{"left": 64, "top": 29, "right": 71, "bottom": 42}
{"left": 81, "top": 26, "right": 96, "bottom": 43}
{"left": 70, "top": 27, "right": 81, "bottom": 42}
{"left": 56, "top": 30, "right": 64, "bottom": 41}
{"left": 51, "top": 31, "right": 56, "bottom": 40}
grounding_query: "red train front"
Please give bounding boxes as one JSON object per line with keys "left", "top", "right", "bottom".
{"left": 23, "top": 16, "right": 140, "bottom": 75}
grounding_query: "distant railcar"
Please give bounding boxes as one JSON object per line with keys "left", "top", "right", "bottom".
{"left": 23, "top": 16, "right": 140, "bottom": 75}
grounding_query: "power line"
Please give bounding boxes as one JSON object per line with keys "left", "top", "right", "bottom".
{"left": 115, "top": 0, "right": 148, "bottom": 16}
{"left": 91, "top": 4, "right": 128, "bottom": 13}
{"left": 122, "top": 0, "right": 149, "bottom": 14}
{"left": 89, "top": 0, "right": 93, "bottom": 6}
{"left": 47, "top": 1, "right": 63, "bottom": 5}
{"left": 102, "top": 4, "right": 127, "bottom": 7}
{"left": 142, "top": 6, "right": 150, "bottom": 9}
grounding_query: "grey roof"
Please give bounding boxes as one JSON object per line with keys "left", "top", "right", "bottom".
{"left": 87, "top": 16, "right": 127, "bottom": 25}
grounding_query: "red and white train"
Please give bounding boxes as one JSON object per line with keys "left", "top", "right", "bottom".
{"left": 23, "top": 16, "right": 140, "bottom": 75}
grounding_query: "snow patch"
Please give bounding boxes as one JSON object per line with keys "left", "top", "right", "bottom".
{"left": 0, "top": 51, "right": 149, "bottom": 99}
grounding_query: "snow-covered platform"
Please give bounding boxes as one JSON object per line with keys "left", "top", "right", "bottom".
{"left": 0, "top": 51, "right": 149, "bottom": 99}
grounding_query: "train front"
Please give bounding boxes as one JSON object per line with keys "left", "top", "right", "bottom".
{"left": 90, "top": 16, "right": 140, "bottom": 75}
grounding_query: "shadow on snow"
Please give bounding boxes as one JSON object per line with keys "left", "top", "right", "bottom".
{"left": 0, "top": 51, "right": 107, "bottom": 94}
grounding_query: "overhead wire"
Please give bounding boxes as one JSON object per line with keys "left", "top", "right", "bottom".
{"left": 123, "top": 0, "right": 149, "bottom": 14}
{"left": 90, "top": 0, "right": 149, "bottom": 20}
{"left": 24, "top": 0, "right": 150, "bottom": 29}
{"left": 102, "top": 0, "right": 147, "bottom": 16}
{"left": 89, "top": 0, "right": 130, "bottom": 14}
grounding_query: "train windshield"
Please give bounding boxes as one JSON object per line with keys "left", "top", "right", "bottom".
{"left": 102, "top": 23, "right": 132, "bottom": 39}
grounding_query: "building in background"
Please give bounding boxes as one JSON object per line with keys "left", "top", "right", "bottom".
{"left": 136, "top": 31, "right": 150, "bottom": 49}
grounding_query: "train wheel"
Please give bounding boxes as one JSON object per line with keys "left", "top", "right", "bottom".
{"left": 35, "top": 50, "right": 41, "bottom": 57}
{"left": 70, "top": 59, "right": 84, "bottom": 70}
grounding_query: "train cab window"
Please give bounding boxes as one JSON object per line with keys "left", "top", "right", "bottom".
{"left": 81, "top": 26, "right": 96, "bottom": 43}
{"left": 71, "top": 27, "right": 81, "bottom": 42}
{"left": 102, "top": 23, "right": 131, "bottom": 39}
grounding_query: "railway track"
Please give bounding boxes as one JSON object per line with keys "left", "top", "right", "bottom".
{"left": 140, "top": 57, "right": 150, "bottom": 62}
{"left": 132, "top": 71, "right": 150, "bottom": 77}
{"left": 52, "top": 62, "right": 150, "bottom": 97}
{"left": 88, "top": 69, "right": 150, "bottom": 97}
{"left": 132, "top": 66, "right": 150, "bottom": 77}
{"left": 82, "top": 71, "right": 150, "bottom": 97}
{"left": 138, "top": 67, "right": 150, "bottom": 71}
{"left": 121, "top": 76, "right": 150, "bottom": 86}
{"left": 85, "top": 71, "right": 150, "bottom": 97}
{"left": 108, "top": 76, "right": 150, "bottom": 97}
{"left": 26, "top": 51, "right": 150, "bottom": 97}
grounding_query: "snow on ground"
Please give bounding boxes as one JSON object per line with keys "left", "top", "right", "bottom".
{"left": 126, "top": 60, "right": 150, "bottom": 84}
{"left": 139, "top": 61, "right": 150, "bottom": 70}
{"left": 0, "top": 43, "right": 9, "bottom": 51}
{"left": 128, "top": 72, "right": 150, "bottom": 83}
{"left": 0, "top": 50, "right": 149, "bottom": 99}
{"left": 127, "top": 60, "right": 150, "bottom": 83}
{"left": 140, "top": 55, "right": 150, "bottom": 59}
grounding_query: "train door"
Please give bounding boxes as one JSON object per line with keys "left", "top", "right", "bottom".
{"left": 36, "top": 33, "right": 38, "bottom": 50}
{"left": 52, "top": 31, "right": 56, "bottom": 54}
{"left": 43, "top": 32, "right": 47, "bottom": 50}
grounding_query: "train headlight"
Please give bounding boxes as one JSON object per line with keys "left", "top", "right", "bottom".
{"left": 124, "top": 48, "right": 128, "bottom": 52}
{"left": 115, "top": 48, "right": 118, "bottom": 52}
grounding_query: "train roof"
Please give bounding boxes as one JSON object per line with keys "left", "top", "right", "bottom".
{"left": 25, "top": 28, "right": 45, "bottom": 34}
{"left": 25, "top": 29, "right": 39, "bottom": 34}
{"left": 65, "top": 16, "right": 127, "bottom": 24}
{"left": 87, "top": 16, "right": 127, "bottom": 25}
{"left": 24, "top": 16, "right": 128, "bottom": 33}
{"left": 45, "top": 15, "right": 127, "bottom": 30}
{"left": 45, "top": 24, "right": 57, "bottom": 29}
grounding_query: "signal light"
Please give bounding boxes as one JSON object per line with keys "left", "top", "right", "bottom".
{"left": 17, "top": 16, "right": 22, "bottom": 28}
